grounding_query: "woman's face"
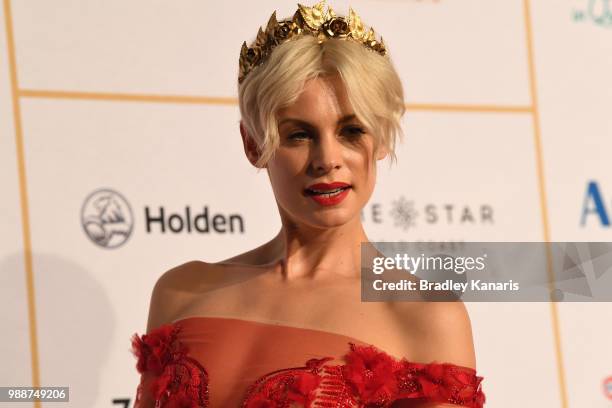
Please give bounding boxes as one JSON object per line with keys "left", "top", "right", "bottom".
{"left": 263, "top": 74, "right": 387, "bottom": 229}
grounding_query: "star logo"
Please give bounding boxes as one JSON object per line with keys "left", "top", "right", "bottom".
{"left": 389, "top": 196, "right": 419, "bottom": 230}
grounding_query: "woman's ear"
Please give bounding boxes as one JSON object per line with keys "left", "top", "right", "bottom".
{"left": 375, "top": 143, "right": 389, "bottom": 161}
{"left": 240, "top": 121, "right": 263, "bottom": 167}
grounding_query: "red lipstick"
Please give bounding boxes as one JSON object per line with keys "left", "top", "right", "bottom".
{"left": 304, "top": 182, "right": 351, "bottom": 206}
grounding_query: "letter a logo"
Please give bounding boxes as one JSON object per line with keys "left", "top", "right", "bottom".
{"left": 581, "top": 181, "right": 610, "bottom": 227}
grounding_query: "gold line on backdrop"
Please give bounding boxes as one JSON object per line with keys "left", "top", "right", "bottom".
{"left": 3, "top": 1, "right": 41, "bottom": 407}
{"left": 20, "top": 89, "right": 238, "bottom": 106}
{"left": 523, "top": 0, "right": 568, "bottom": 406}
{"left": 20, "top": 88, "right": 533, "bottom": 114}
{"left": 405, "top": 103, "right": 532, "bottom": 113}
{"left": 4, "top": 0, "right": 569, "bottom": 406}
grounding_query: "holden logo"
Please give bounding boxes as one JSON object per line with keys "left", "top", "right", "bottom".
{"left": 81, "top": 188, "right": 134, "bottom": 248}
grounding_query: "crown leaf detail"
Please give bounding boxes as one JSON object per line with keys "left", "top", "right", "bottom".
{"left": 238, "top": 0, "right": 388, "bottom": 83}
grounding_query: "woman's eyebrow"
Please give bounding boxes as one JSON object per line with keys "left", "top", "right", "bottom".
{"left": 337, "top": 114, "right": 358, "bottom": 124}
{"left": 278, "top": 114, "right": 357, "bottom": 128}
{"left": 277, "top": 118, "right": 314, "bottom": 129}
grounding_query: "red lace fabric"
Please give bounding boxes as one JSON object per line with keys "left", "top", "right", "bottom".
{"left": 131, "top": 324, "right": 210, "bottom": 407}
{"left": 131, "top": 317, "right": 485, "bottom": 407}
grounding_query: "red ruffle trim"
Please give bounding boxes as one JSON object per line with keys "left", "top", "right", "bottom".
{"left": 342, "top": 342, "right": 485, "bottom": 408}
{"left": 131, "top": 325, "right": 485, "bottom": 408}
{"left": 131, "top": 324, "right": 210, "bottom": 407}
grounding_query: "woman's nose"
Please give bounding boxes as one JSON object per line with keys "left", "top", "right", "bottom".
{"left": 311, "top": 133, "right": 342, "bottom": 173}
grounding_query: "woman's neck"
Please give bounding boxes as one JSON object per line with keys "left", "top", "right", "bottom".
{"left": 267, "top": 217, "right": 373, "bottom": 281}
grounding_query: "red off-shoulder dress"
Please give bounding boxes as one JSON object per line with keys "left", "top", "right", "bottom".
{"left": 130, "top": 316, "right": 485, "bottom": 407}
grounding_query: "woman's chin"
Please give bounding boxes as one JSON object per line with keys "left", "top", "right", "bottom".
{"left": 304, "top": 212, "right": 359, "bottom": 228}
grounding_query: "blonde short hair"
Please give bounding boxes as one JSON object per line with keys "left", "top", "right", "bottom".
{"left": 238, "top": 35, "right": 405, "bottom": 168}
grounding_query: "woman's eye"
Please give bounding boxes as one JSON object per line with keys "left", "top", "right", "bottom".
{"left": 288, "top": 132, "right": 311, "bottom": 140}
{"left": 343, "top": 126, "right": 366, "bottom": 138}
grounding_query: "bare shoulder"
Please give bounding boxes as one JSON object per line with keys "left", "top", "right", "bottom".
{"left": 389, "top": 301, "right": 476, "bottom": 369}
{"left": 144, "top": 257, "right": 267, "bottom": 332}
{"left": 145, "top": 260, "right": 218, "bottom": 332}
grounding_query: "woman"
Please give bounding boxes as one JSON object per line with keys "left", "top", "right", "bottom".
{"left": 131, "top": 2, "right": 486, "bottom": 407}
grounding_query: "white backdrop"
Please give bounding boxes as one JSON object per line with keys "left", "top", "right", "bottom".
{"left": 1, "top": 0, "right": 611, "bottom": 407}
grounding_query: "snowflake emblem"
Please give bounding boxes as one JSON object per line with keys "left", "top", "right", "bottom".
{"left": 390, "top": 196, "right": 419, "bottom": 230}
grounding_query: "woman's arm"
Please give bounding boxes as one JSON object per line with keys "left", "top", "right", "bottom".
{"left": 132, "top": 261, "right": 206, "bottom": 407}
{"left": 400, "top": 301, "right": 476, "bottom": 370}
{"left": 391, "top": 301, "right": 482, "bottom": 408}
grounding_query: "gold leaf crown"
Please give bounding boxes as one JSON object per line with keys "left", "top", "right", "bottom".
{"left": 238, "top": 0, "right": 388, "bottom": 84}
